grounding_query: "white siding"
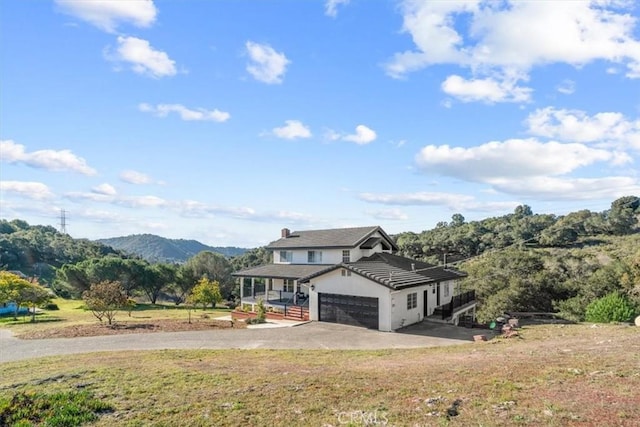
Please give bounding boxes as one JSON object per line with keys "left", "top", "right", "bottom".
{"left": 271, "top": 230, "right": 394, "bottom": 265}
{"left": 390, "top": 286, "right": 430, "bottom": 330}
{"left": 425, "top": 283, "right": 438, "bottom": 316}
{"left": 308, "top": 269, "right": 393, "bottom": 331}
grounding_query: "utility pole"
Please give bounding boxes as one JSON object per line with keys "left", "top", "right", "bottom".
{"left": 59, "top": 209, "right": 67, "bottom": 234}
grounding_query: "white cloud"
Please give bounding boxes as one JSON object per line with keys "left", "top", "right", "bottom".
{"left": 526, "top": 107, "right": 640, "bottom": 149}
{"left": 325, "top": 0, "right": 350, "bottom": 18}
{"left": 118, "top": 195, "right": 167, "bottom": 208}
{"left": 139, "top": 103, "right": 230, "bottom": 122}
{"left": 0, "top": 140, "right": 97, "bottom": 175}
{"left": 414, "top": 138, "right": 631, "bottom": 182}
{"left": 359, "top": 191, "right": 519, "bottom": 213}
{"left": 491, "top": 176, "right": 640, "bottom": 201}
{"left": 106, "top": 36, "right": 177, "bottom": 78}
{"left": 386, "top": 1, "right": 640, "bottom": 102}
{"left": 360, "top": 191, "right": 474, "bottom": 207}
{"left": 556, "top": 79, "right": 576, "bottom": 95}
{"left": 55, "top": 0, "right": 157, "bottom": 33}
{"left": 0, "top": 181, "right": 54, "bottom": 200}
{"left": 245, "top": 41, "right": 290, "bottom": 84}
{"left": 343, "top": 125, "right": 377, "bottom": 145}
{"left": 441, "top": 74, "right": 532, "bottom": 103}
{"left": 92, "top": 183, "right": 117, "bottom": 196}
{"left": 120, "top": 170, "right": 153, "bottom": 185}
{"left": 272, "top": 120, "right": 312, "bottom": 140}
{"left": 366, "top": 208, "right": 409, "bottom": 221}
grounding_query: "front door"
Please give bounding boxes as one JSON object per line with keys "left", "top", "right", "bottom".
{"left": 436, "top": 284, "right": 441, "bottom": 307}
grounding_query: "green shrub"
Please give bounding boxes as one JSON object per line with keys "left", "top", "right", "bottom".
{"left": 585, "top": 292, "right": 637, "bottom": 323}
{"left": 256, "top": 298, "right": 266, "bottom": 322}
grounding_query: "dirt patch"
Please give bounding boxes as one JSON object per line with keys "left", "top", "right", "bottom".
{"left": 17, "top": 318, "right": 246, "bottom": 340}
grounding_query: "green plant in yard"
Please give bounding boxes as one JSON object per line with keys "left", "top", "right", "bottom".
{"left": 187, "top": 277, "right": 223, "bottom": 310}
{"left": 585, "top": 292, "right": 637, "bottom": 323}
{"left": 82, "top": 281, "right": 128, "bottom": 325}
{"left": 0, "top": 390, "right": 113, "bottom": 426}
{"left": 256, "top": 298, "right": 266, "bottom": 322}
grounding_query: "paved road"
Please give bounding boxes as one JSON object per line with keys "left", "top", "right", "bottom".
{"left": 0, "top": 321, "right": 481, "bottom": 363}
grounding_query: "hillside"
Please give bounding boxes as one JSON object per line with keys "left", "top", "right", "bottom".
{"left": 97, "top": 234, "right": 246, "bottom": 263}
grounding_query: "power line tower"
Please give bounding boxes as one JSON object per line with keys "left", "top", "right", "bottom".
{"left": 59, "top": 209, "right": 67, "bottom": 234}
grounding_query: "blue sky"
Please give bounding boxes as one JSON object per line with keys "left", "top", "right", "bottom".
{"left": 1, "top": 0, "right": 639, "bottom": 248}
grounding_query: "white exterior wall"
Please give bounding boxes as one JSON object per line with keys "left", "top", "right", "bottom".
{"left": 274, "top": 249, "right": 343, "bottom": 264}
{"left": 424, "top": 280, "right": 457, "bottom": 315}
{"left": 308, "top": 269, "right": 393, "bottom": 332}
{"left": 272, "top": 231, "right": 392, "bottom": 265}
{"left": 425, "top": 283, "right": 438, "bottom": 316}
{"left": 390, "top": 286, "right": 429, "bottom": 330}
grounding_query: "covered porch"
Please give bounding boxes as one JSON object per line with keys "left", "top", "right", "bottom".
{"left": 232, "top": 263, "right": 330, "bottom": 321}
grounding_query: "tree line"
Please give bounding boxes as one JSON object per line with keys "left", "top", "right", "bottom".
{"left": 393, "top": 196, "right": 640, "bottom": 323}
{"left": 0, "top": 219, "right": 271, "bottom": 306}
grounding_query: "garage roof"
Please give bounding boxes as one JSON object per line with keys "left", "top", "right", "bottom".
{"left": 299, "top": 253, "right": 467, "bottom": 290}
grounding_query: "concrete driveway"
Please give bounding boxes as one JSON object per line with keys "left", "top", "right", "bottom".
{"left": 0, "top": 321, "right": 482, "bottom": 363}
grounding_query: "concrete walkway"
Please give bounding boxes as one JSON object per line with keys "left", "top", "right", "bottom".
{"left": 0, "top": 321, "right": 480, "bottom": 363}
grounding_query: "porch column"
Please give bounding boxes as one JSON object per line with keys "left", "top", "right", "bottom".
{"left": 240, "top": 277, "right": 244, "bottom": 299}
{"left": 251, "top": 278, "right": 255, "bottom": 298}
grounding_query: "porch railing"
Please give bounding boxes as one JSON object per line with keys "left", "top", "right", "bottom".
{"left": 283, "top": 297, "right": 309, "bottom": 320}
{"left": 436, "top": 290, "right": 476, "bottom": 320}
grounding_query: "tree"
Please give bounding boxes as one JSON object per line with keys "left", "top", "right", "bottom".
{"left": 21, "top": 283, "right": 52, "bottom": 322}
{"left": 82, "top": 281, "right": 128, "bottom": 325}
{"left": 450, "top": 213, "right": 465, "bottom": 227}
{"left": 182, "top": 251, "right": 234, "bottom": 298}
{"left": 0, "top": 271, "right": 51, "bottom": 321}
{"left": 139, "top": 263, "right": 175, "bottom": 304}
{"left": 187, "top": 277, "right": 223, "bottom": 310}
{"left": 607, "top": 196, "right": 640, "bottom": 235}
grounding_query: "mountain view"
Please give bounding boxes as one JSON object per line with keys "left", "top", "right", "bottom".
{"left": 97, "top": 234, "right": 247, "bottom": 263}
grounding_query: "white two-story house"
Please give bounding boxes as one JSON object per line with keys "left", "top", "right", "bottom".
{"left": 232, "top": 226, "right": 475, "bottom": 332}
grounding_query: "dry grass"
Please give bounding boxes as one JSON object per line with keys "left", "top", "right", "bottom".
{"left": 1, "top": 323, "right": 638, "bottom": 426}
{"left": 0, "top": 298, "right": 231, "bottom": 337}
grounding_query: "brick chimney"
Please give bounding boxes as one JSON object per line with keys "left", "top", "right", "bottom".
{"left": 281, "top": 228, "right": 290, "bottom": 238}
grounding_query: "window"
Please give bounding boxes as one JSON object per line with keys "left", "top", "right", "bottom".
{"left": 407, "top": 292, "right": 417, "bottom": 310}
{"left": 307, "top": 250, "right": 322, "bottom": 263}
{"left": 279, "top": 251, "right": 292, "bottom": 263}
{"left": 283, "top": 279, "right": 294, "bottom": 293}
{"left": 341, "top": 269, "right": 351, "bottom": 277}
{"left": 342, "top": 250, "right": 351, "bottom": 263}
{"left": 444, "top": 283, "right": 450, "bottom": 298}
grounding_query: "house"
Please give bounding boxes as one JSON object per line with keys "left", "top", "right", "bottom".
{"left": 232, "top": 226, "right": 476, "bottom": 332}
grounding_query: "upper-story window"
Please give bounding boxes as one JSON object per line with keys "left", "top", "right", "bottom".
{"left": 279, "top": 250, "right": 292, "bottom": 263}
{"left": 342, "top": 250, "right": 350, "bottom": 263}
{"left": 308, "top": 250, "right": 322, "bottom": 263}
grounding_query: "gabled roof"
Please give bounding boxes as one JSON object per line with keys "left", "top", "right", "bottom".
{"left": 266, "top": 226, "right": 399, "bottom": 251}
{"left": 232, "top": 264, "right": 330, "bottom": 280}
{"left": 298, "top": 253, "right": 467, "bottom": 290}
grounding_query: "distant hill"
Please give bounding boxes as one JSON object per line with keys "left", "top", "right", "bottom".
{"left": 97, "top": 234, "right": 247, "bottom": 263}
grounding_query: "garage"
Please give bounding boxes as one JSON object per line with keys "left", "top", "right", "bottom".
{"left": 318, "top": 292, "right": 379, "bottom": 329}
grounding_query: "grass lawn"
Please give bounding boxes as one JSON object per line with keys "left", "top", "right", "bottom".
{"left": 1, "top": 323, "right": 638, "bottom": 426}
{"left": 0, "top": 298, "right": 231, "bottom": 336}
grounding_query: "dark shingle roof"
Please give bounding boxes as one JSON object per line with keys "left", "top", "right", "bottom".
{"left": 266, "top": 226, "right": 398, "bottom": 251}
{"left": 299, "top": 253, "right": 466, "bottom": 290}
{"left": 232, "top": 264, "right": 331, "bottom": 280}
